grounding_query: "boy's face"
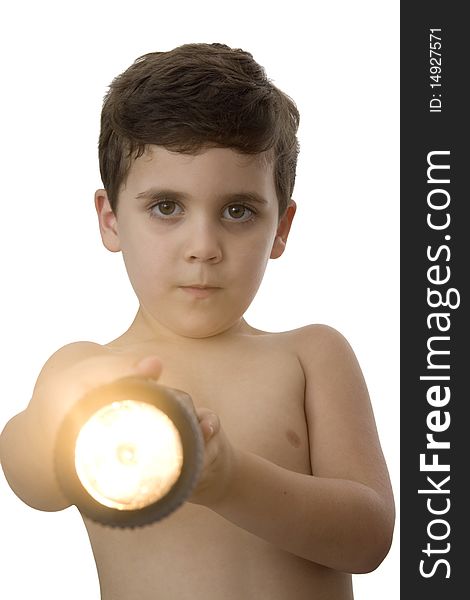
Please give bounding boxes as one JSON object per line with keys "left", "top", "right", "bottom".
{"left": 96, "top": 146, "right": 296, "bottom": 339}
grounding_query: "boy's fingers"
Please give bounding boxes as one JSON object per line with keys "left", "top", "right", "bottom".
{"left": 134, "top": 355, "right": 163, "bottom": 378}
{"left": 196, "top": 409, "right": 220, "bottom": 441}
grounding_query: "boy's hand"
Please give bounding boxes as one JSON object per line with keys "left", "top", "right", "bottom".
{"left": 53, "top": 351, "right": 235, "bottom": 512}
{"left": 188, "top": 407, "right": 235, "bottom": 509}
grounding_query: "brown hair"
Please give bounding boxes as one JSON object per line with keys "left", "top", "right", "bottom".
{"left": 98, "top": 42, "right": 300, "bottom": 217}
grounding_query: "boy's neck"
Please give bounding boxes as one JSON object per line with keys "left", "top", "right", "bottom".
{"left": 117, "top": 307, "right": 257, "bottom": 348}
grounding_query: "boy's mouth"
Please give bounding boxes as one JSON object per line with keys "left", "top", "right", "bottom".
{"left": 179, "top": 285, "right": 221, "bottom": 299}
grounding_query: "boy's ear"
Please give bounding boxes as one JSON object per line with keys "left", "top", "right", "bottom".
{"left": 270, "top": 200, "right": 297, "bottom": 259}
{"left": 94, "top": 189, "right": 121, "bottom": 252}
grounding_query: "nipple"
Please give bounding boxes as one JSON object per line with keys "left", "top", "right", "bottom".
{"left": 286, "top": 429, "right": 301, "bottom": 448}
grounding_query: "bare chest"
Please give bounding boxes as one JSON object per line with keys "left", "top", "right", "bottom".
{"left": 150, "top": 340, "right": 309, "bottom": 473}
{"left": 83, "top": 335, "right": 339, "bottom": 600}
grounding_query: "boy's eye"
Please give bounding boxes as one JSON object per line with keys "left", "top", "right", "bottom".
{"left": 149, "top": 201, "right": 255, "bottom": 222}
{"left": 151, "top": 201, "right": 182, "bottom": 217}
{"left": 223, "top": 204, "right": 255, "bottom": 222}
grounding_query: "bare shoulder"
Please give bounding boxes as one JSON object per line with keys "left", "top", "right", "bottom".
{"left": 283, "top": 322, "right": 349, "bottom": 345}
{"left": 246, "top": 324, "right": 355, "bottom": 378}
{"left": 285, "top": 322, "right": 370, "bottom": 422}
{"left": 27, "top": 340, "right": 130, "bottom": 436}
{"left": 30, "top": 341, "right": 120, "bottom": 407}
{"left": 34, "top": 341, "right": 110, "bottom": 386}
{"left": 274, "top": 323, "right": 353, "bottom": 361}
{"left": 243, "top": 323, "right": 351, "bottom": 362}
{"left": 46, "top": 340, "right": 108, "bottom": 363}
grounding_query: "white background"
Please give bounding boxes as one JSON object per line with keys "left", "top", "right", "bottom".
{"left": 0, "top": 1, "right": 399, "bottom": 598}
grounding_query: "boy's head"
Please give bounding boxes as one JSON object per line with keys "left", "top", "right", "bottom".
{"left": 95, "top": 43, "right": 300, "bottom": 339}
{"left": 98, "top": 42, "right": 300, "bottom": 219}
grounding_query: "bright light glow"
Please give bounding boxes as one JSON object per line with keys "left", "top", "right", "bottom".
{"left": 75, "top": 400, "right": 184, "bottom": 510}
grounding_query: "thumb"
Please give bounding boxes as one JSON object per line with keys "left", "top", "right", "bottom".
{"left": 133, "top": 355, "right": 163, "bottom": 379}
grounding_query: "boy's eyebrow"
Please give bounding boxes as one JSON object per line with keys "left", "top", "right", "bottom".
{"left": 135, "top": 188, "right": 269, "bottom": 205}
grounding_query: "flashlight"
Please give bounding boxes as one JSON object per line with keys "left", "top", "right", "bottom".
{"left": 54, "top": 377, "right": 203, "bottom": 528}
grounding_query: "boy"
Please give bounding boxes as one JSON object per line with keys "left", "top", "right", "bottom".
{"left": 0, "top": 43, "right": 394, "bottom": 599}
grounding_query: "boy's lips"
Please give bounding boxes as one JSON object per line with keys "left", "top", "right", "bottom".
{"left": 179, "top": 284, "right": 221, "bottom": 299}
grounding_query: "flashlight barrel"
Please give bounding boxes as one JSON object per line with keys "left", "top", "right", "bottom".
{"left": 54, "top": 377, "right": 203, "bottom": 528}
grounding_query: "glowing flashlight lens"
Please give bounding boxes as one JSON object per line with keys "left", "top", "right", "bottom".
{"left": 74, "top": 400, "right": 184, "bottom": 510}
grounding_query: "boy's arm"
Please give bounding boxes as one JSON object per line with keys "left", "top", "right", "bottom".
{"left": 0, "top": 409, "right": 70, "bottom": 511}
{"left": 196, "top": 325, "right": 395, "bottom": 574}
{"left": 0, "top": 343, "right": 164, "bottom": 512}
{"left": 0, "top": 342, "right": 105, "bottom": 511}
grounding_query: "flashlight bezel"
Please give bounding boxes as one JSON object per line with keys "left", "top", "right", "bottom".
{"left": 54, "top": 377, "right": 203, "bottom": 528}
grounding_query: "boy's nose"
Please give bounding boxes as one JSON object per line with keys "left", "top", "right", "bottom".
{"left": 183, "top": 220, "right": 223, "bottom": 264}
